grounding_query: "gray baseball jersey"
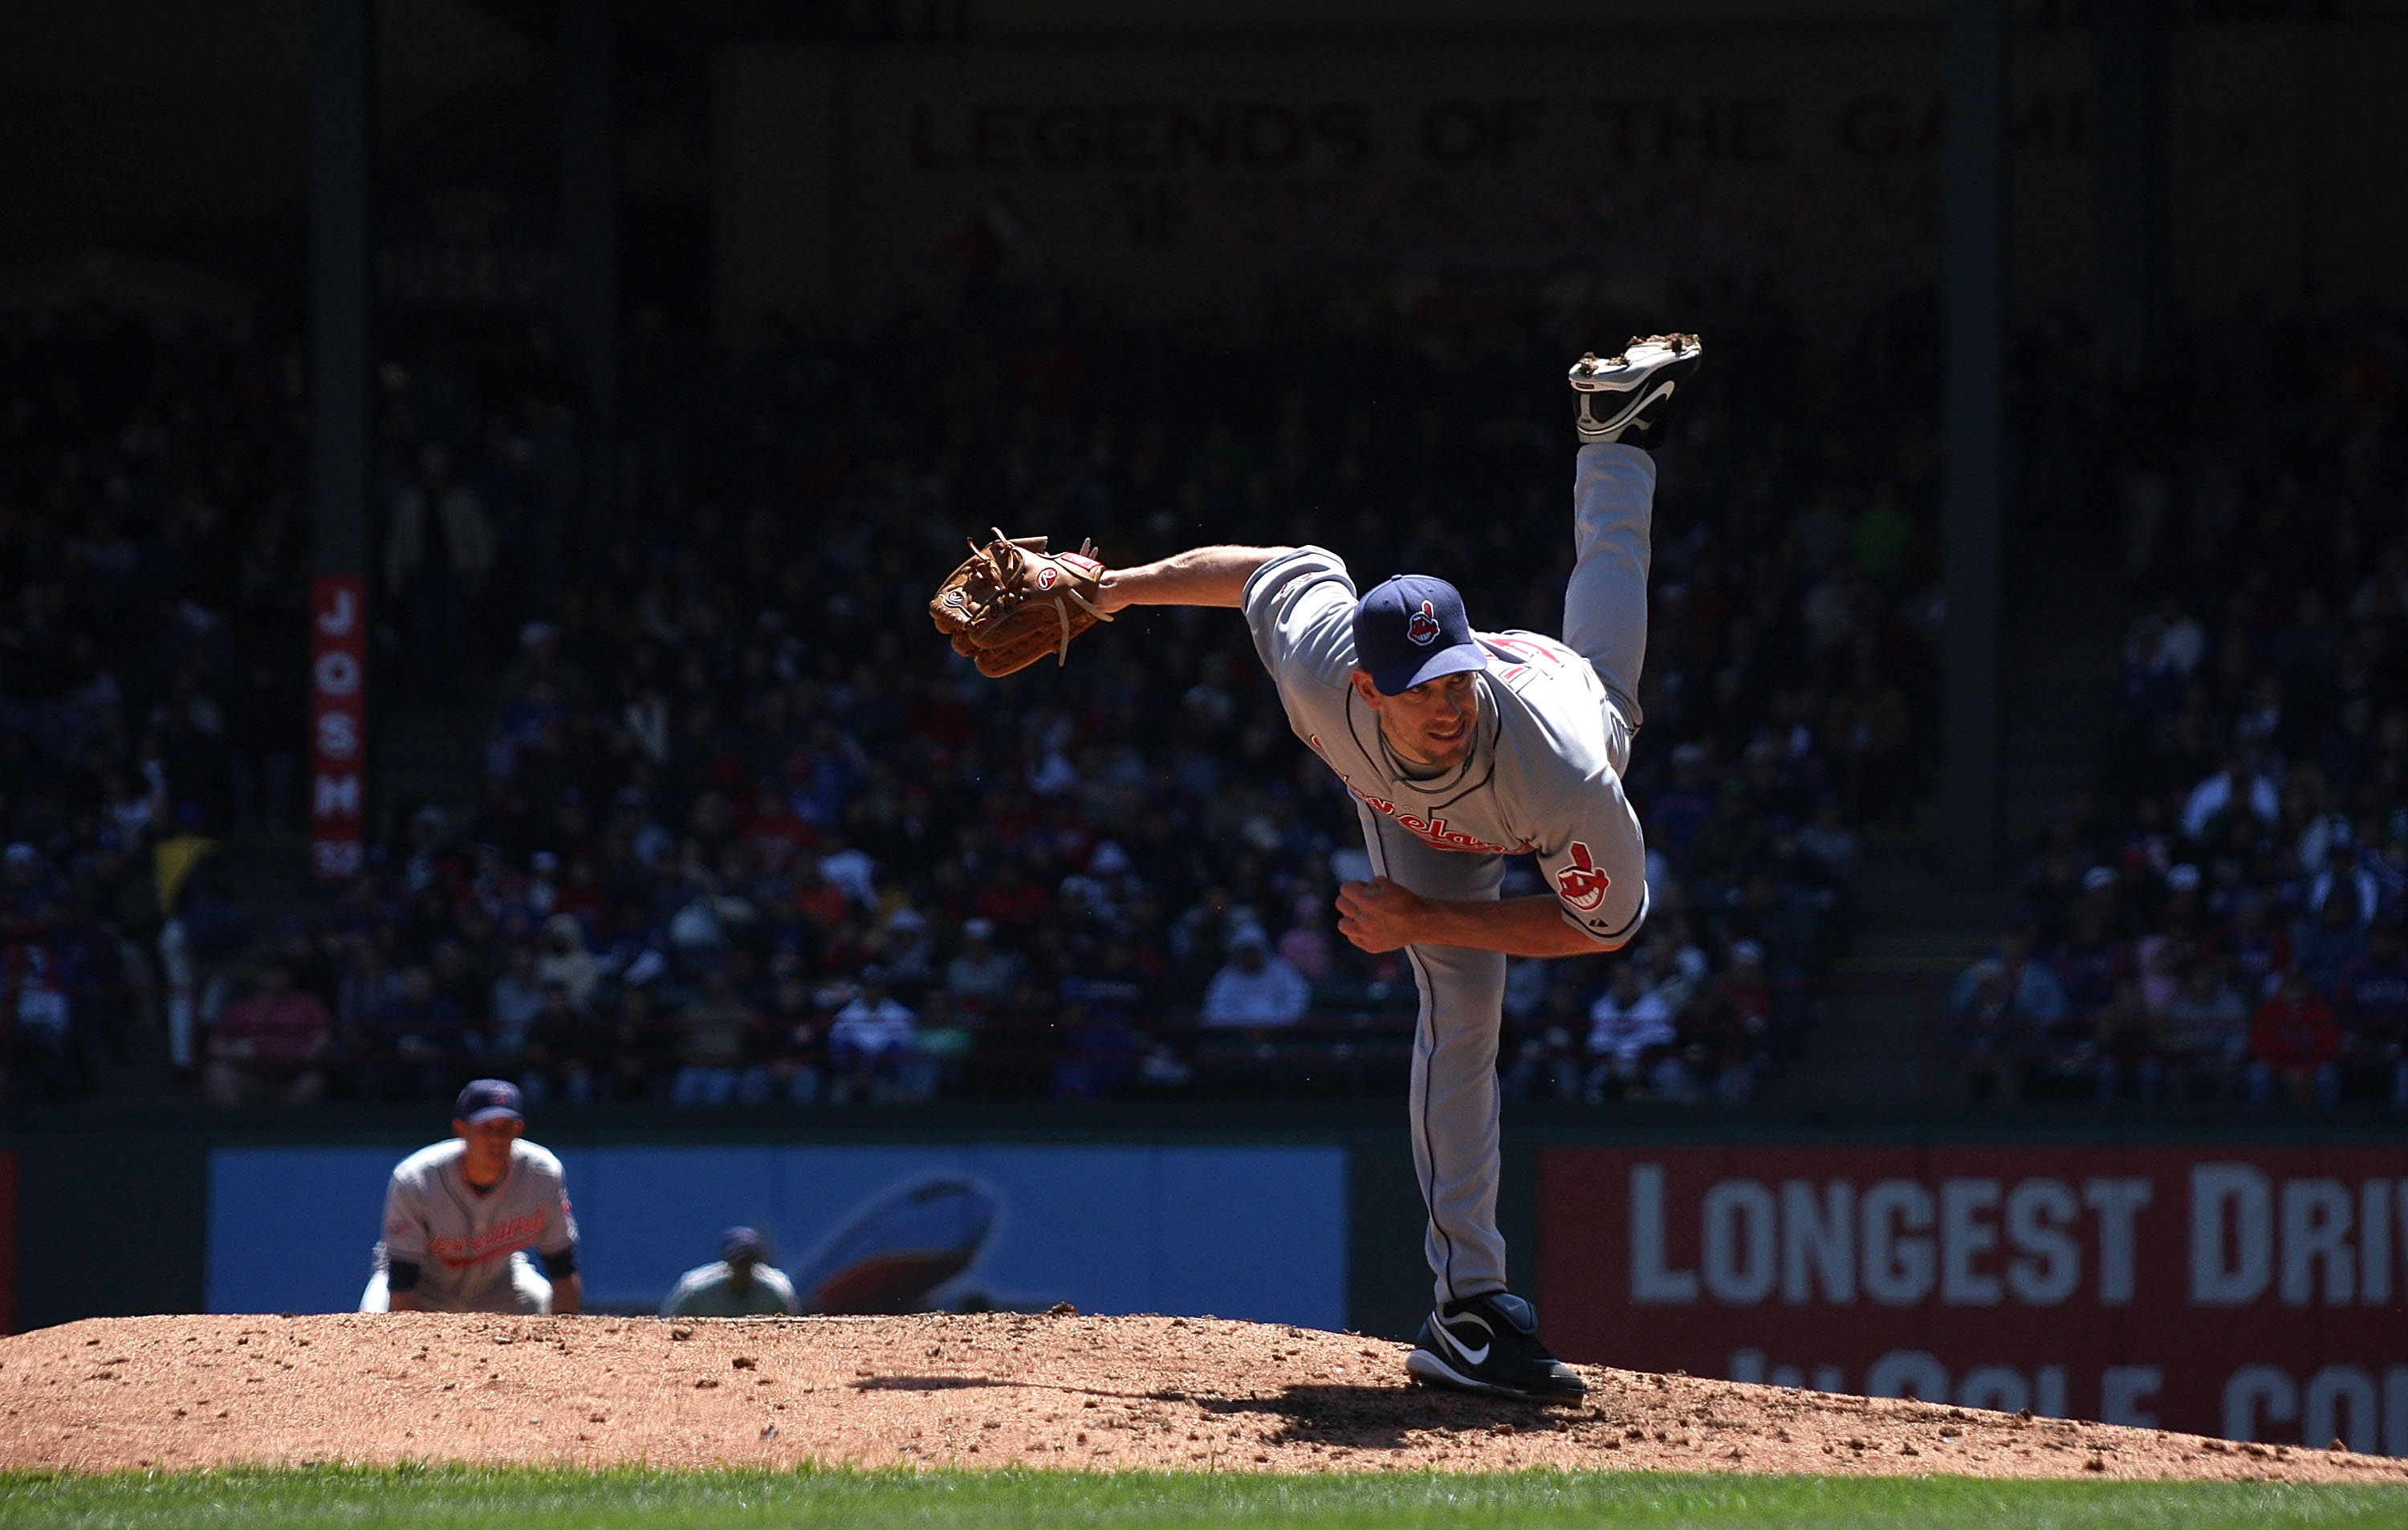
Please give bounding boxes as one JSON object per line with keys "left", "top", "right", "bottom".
{"left": 1241, "top": 440, "right": 1660, "bottom": 1305}
{"left": 371, "top": 1138, "right": 579, "bottom": 1313}
{"left": 1243, "top": 568, "right": 1649, "bottom": 950}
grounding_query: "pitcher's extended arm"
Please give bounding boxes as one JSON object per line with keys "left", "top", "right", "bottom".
{"left": 1098, "top": 546, "right": 1291, "bottom": 612}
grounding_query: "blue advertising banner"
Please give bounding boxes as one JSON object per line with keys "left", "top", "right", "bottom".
{"left": 208, "top": 1144, "right": 1345, "bottom": 1329}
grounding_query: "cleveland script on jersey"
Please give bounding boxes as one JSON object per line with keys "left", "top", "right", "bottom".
{"left": 374, "top": 1138, "right": 578, "bottom": 1312}
{"left": 1242, "top": 544, "right": 1648, "bottom": 948}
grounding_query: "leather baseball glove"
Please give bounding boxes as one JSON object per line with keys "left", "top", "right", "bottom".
{"left": 929, "top": 528, "right": 1113, "bottom": 678}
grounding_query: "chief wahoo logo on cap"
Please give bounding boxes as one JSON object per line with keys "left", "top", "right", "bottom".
{"left": 1406, "top": 600, "right": 1442, "bottom": 645}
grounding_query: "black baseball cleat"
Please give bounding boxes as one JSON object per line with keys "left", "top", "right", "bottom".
{"left": 1569, "top": 334, "right": 1703, "bottom": 446}
{"left": 1405, "top": 1291, "right": 1587, "bottom": 1402}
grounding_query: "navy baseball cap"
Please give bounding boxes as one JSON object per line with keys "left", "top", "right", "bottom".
{"left": 1352, "top": 575, "right": 1486, "bottom": 696}
{"left": 454, "top": 1078, "right": 524, "bottom": 1124}
{"left": 720, "top": 1226, "right": 769, "bottom": 1262}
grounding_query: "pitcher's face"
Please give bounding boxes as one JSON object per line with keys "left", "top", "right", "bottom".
{"left": 1353, "top": 669, "right": 1480, "bottom": 771}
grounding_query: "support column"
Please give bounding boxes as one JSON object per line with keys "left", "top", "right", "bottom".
{"left": 561, "top": 0, "right": 620, "bottom": 531}
{"left": 2096, "top": 0, "right": 2169, "bottom": 376}
{"left": 1942, "top": 0, "right": 2006, "bottom": 889}
{"left": 309, "top": 0, "right": 372, "bottom": 881}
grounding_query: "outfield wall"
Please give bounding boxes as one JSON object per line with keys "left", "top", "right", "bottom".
{"left": 1541, "top": 1142, "right": 2408, "bottom": 1452}
{"left": 4, "top": 1106, "right": 2402, "bottom": 1451}
{"left": 207, "top": 1143, "right": 1346, "bottom": 1329}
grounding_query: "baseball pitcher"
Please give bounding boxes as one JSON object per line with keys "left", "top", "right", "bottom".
{"left": 929, "top": 336, "right": 1699, "bottom": 1398}
{"left": 360, "top": 1078, "right": 583, "bottom": 1314}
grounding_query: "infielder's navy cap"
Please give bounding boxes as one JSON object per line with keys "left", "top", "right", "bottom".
{"left": 454, "top": 1078, "right": 524, "bottom": 1124}
{"left": 720, "top": 1226, "right": 769, "bottom": 1262}
{"left": 1352, "top": 575, "right": 1485, "bottom": 696}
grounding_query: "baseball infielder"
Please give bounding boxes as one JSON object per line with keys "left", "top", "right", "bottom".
{"left": 979, "top": 337, "right": 1697, "bottom": 1399}
{"left": 660, "top": 1225, "right": 801, "bottom": 1317}
{"left": 360, "top": 1078, "right": 583, "bottom": 1314}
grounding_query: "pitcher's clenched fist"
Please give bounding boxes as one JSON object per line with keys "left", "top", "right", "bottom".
{"left": 1336, "top": 877, "right": 1427, "bottom": 952}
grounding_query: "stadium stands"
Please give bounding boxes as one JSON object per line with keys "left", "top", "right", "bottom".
{"left": 0, "top": 306, "right": 298, "bottom": 1101}
{"left": 8, "top": 285, "right": 1954, "bottom": 1105}
{"left": 1950, "top": 295, "right": 2408, "bottom": 1105}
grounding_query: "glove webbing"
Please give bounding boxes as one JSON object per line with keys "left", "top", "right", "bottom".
{"left": 970, "top": 527, "right": 1112, "bottom": 667}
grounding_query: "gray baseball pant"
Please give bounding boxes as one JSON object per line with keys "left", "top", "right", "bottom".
{"left": 359, "top": 1251, "right": 555, "bottom": 1313}
{"left": 1365, "top": 441, "right": 1653, "bottom": 1308}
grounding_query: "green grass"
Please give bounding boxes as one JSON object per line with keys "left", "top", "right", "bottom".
{"left": 1, "top": 1467, "right": 2404, "bottom": 1530}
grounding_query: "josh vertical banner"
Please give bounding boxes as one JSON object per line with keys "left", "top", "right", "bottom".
{"left": 309, "top": 575, "right": 367, "bottom": 880}
{"left": 1540, "top": 1145, "right": 2408, "bottom": 1452}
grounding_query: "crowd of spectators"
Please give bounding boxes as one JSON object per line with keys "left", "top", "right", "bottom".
{"left": 0, "top": 305, "right": 303, "bottom": 1104}
{"left": 6, "top": 278, "right": 1947, "bottom": 1109}
{"left": 264, "top": 279, "right": 1913, "bottom": 1111}
{"left": 1952, "top": 294, "right": 2408, "bottom": 1107}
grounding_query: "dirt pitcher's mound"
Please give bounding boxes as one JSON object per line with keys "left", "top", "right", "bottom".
{"left": 2, "top": 1312, "right": 2399, "bottom": 1481}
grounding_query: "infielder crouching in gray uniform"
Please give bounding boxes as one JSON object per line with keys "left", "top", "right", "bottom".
{"left": 360, "top": 1078, "right": 583, "bottom": 1315}
{"left": 1093, "top": 337, "right": 1700, "bottom": 1399}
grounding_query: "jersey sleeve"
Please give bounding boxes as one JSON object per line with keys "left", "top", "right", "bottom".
{"left": 379, "top": 1164, "right": 430, "bottom": 1265}
{"left": 532, "top": 1154, "right": 579, "bottom": 1255}
{"left": 1536, "top": 769, "right": 1650, "bottom": 949}
{"left": 1242, "top": 547, "right": 1359, "bottom": 729}
{"left": 659, "top": 1268, "right": 704, "bottom": 1316}
{"left": 760, "top": 1266, "right": 802, "bottom": 1314}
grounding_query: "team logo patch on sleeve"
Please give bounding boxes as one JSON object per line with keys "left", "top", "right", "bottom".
{"left": 1556, "top": 842, "right": 1611, "bottom": 910}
